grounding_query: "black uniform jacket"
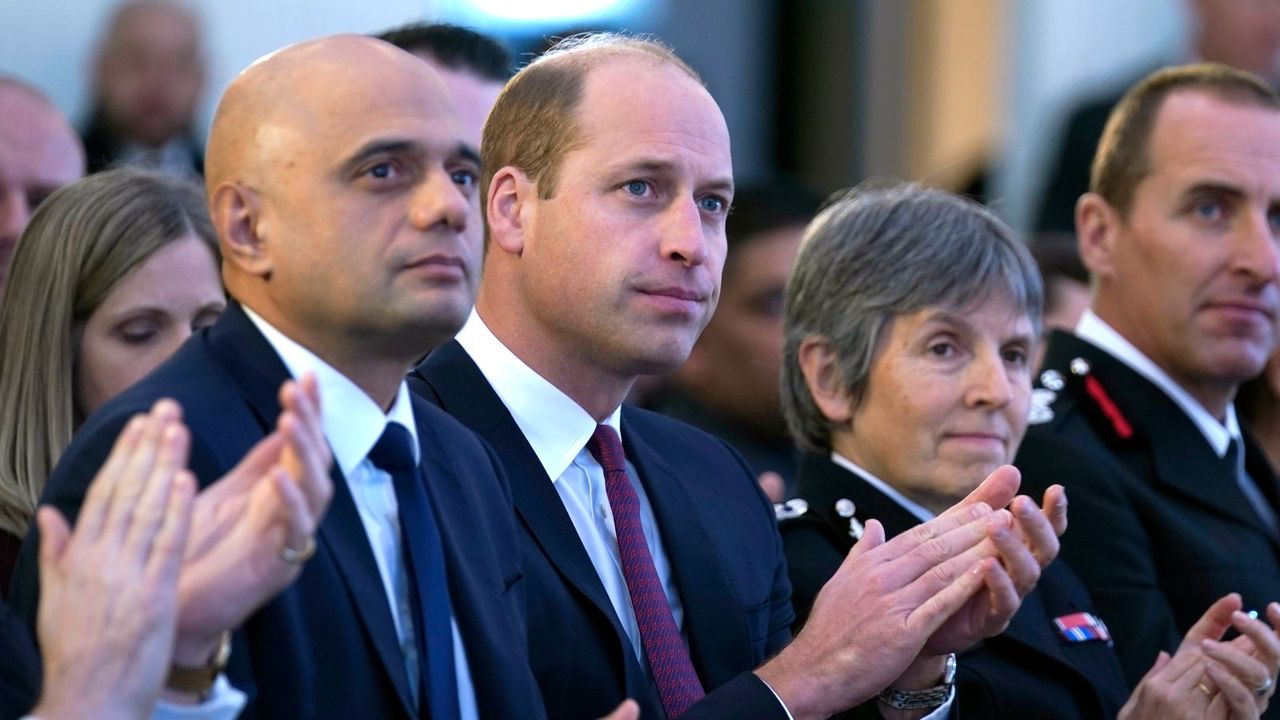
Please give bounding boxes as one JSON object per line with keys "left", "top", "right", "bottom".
{"left": 781, "top": 452, "right": 1130, "bottom": 719}
{"left": 1016, "top": 329, "right": 1280, "bottom": 709}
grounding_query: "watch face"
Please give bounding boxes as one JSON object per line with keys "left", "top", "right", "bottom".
{"left": 943, "top": 652, "right": 957, "bottom": 683}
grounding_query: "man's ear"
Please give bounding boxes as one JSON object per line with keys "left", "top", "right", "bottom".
{"left": 1076, "top": 192, "right": 1120, "bottom": 280}
{"left": 210, "top": 182, "right": 272, "bottom": 278}
{"left": 487, "top": 166, "right": 534, "bottom": 257}
{"left": 796, "top": 335, "right": 855, "bottom": 424}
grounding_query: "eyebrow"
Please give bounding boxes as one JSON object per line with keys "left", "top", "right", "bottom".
{"left": 924, "top": 309, "right": 1036, "bottom": 344}
{"left": 455, "top": 142, "right": 481, "bottom": 167}
{"left": 338, "top": 138, "right": 481, "bottom": 176}
{"left": 1180, "top": 181, "right": 1247, "bottom": 204}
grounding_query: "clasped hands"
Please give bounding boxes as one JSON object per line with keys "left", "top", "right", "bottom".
{"left": 33, "top": 374, "right": 333, "bottom": 718}
{"left": 759, "top": 465, "right": 1063, "bottom": 720}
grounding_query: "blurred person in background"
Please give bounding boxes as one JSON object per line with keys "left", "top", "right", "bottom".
{"left": 780, "top": 179, "right": 1280, "bottom": 719}
{"left": 1239, "top": 354, "right": 1280, "bottom": 475}
{"left": 1028, "top": 232, "right": 1091, "bottom": 369}
{"left": 651, "top": 180, "right": 820, "bottom": 501}
{"left": 376, "top": 22, "right": 512, "bottom": 352}
{"left": 82, "top": 0, "right": 207, "bottom": 177}
{"left": 0, "top": 77, "right": 85, "bottom": 294}
{"left": 1036, "top": 0, "right": 1280, "bottom": 232}
{"left": 0, "top": 168, "right": 223, "bottom": 588}
{"left": 376, "top": 22, "right": 511, "bottom": 152}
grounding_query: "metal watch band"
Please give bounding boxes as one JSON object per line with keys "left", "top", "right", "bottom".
{"left": 876, "top": 653, "right": 956, "bottom": 711}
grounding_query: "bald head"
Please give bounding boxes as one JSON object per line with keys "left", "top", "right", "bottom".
{"left": 0, "top": 77, "right": 85, "bottom": 292}
{"left": 207, "top": 35, "right": 453, "bottom": 194}
{"left": 207, "top": 35, "right": 480, "bottom": 393}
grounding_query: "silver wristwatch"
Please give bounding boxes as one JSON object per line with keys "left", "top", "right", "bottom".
{"left": 876, "top": 653, "right": 957, "bottom": 710}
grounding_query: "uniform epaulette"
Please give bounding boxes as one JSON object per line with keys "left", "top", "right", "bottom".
{"left": 774, "top": 498, "right": 809, "bottom": 522}
{"left": 1036, "top": 357, "right": 1135, "bottom": 442}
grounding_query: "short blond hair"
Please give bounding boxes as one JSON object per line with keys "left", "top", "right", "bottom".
{"left": 481, "top": 32, "right": 701, "bottom": 206}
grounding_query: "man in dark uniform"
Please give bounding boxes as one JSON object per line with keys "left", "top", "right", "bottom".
{"left": 1016, "top": 62, "right": 1280, "bottom": 707}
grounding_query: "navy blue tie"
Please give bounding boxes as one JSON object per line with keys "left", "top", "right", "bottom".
{"left": 370, "top": 423, "right": 461, "bottom": 720}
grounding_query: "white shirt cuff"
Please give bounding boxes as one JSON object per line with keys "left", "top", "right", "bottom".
{"left": 151, "top": 674, "right": 247, "bottom": 720}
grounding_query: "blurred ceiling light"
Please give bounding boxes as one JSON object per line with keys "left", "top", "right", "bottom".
{"left": 446, "top": 0, "right": 652, "bottom": 25}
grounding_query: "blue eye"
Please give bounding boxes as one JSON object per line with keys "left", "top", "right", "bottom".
{"left": 699, "top": 195, "right": 727, "bottom": 213}
{"left": 1192, "top": 200, "right": 1225, "bottom": 222}
{"left": 368, "top": 163, "right": 393, "bottom": 179}
{"left": 451, "top": 169, "right": 477, "bottom": 189}
{"left": 624, "top": 180, "right": 649, "bottom": 196}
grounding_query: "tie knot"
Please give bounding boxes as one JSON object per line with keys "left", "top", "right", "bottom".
{"left": 587, "top": 424, "right": 626, "bottom": 475}
{"left": 369, "top": 422, "right": 416, "bottom": 474}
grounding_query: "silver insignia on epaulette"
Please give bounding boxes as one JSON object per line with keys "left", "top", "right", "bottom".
{"left": 1039, "top": 369, "right": 1065, "bottom": 392}
{"left": 1029, "top": 387, "right": 1057, "bottom": 424}
{"left": 833, "top": 499, "right": 865, "bottom": 540}
{"left": 774, "top": 498, "right": 809, "bottom": 521}
{"left": 1070, "top": 357, "right": 1091, "bottom": 376}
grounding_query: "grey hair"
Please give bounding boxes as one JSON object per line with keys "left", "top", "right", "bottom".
{"left": 780, "top": 181, "right": 1044, "bottom": 453}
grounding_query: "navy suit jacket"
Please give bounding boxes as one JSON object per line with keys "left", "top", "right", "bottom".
{"left": 0, "top": 597, "right": 39, "bottom": 718}
{"left": 1017, "top": 330, "right": 1280, "bottom": 711}
{"left": 410, "top": 340, "right": 794, "bottom": 720}
{"left": 782, "top": 453, "right": 1130, "bottom": 720}
{"left": 10, "top": 304, "right": 544, "bottom": 720}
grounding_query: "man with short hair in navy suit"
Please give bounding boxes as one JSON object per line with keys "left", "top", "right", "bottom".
{"left": 12, "top": 34, "right": 546, "bottom": 720}
{"left": 412, "top": 32, "right": 1066, "bottom": 720}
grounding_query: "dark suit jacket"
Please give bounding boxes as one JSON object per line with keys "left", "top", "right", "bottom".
{"left": 0, "top": 597, "right": 39, "bottom": 719}
{"left": 410, "top": 340, "right": 794, "bottom": 720}
{"left": 1016, "top": 330, "right": 1280, "bottom": 706}
{"left": 9, "top": 303, "right": 544, "bottom": 720}
{"left": 781, "top": 453, "right": 1130, "bottom": 720}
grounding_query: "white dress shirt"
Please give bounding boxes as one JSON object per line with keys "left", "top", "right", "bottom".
{"left": 455, "top": 311, "right": 684, "bottom": 667}
{"left": 1076, "top": 311, "right": 1278, "bottom": 531}
{"left": 1076, "top": 311, "right": 1240, "bottom": 454}
{"left": 244, "top": 308, "right": 477, "bottom": 719}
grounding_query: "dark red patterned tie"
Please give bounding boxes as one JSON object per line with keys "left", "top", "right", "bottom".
{"left": 587, "top": 424, "right": 705, "bottom": 718}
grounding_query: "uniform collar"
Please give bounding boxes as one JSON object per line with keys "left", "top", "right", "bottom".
{"left": 830, "top": 452, "right": 935, "bottom": 523}
{"left": 1075, "top": 309, "right": 1239, "bottom": 457}
{"left": 455, "top": 309, "right": 622, "bottom": 480}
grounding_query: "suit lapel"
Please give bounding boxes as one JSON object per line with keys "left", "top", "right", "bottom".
{"left": 414, "top": 343, "right": 630, "bottom": 646}
{"left": 315, "top": 473, "right": 418, "bottom": 715}
{"left": 210, "top": 303, "right": 417, "bottom": 715}
{"left": 621, "top": 413, "right": 753, "bottom": 684}
{"left": 1047, "top": 333, "right": 1277, "bottom": 542}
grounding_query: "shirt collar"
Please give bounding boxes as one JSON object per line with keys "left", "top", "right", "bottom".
{"left": 830, "top": 451, "right": 936, "bottom": 523}
{"left": 456, "top": 309, "right": 622, "bottom": 480}
{"left": 243, "top": 306, "right": 420, "bottom": 476}
{"left": 1075, "top": 309, "right": 1239, "bottom": 456}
